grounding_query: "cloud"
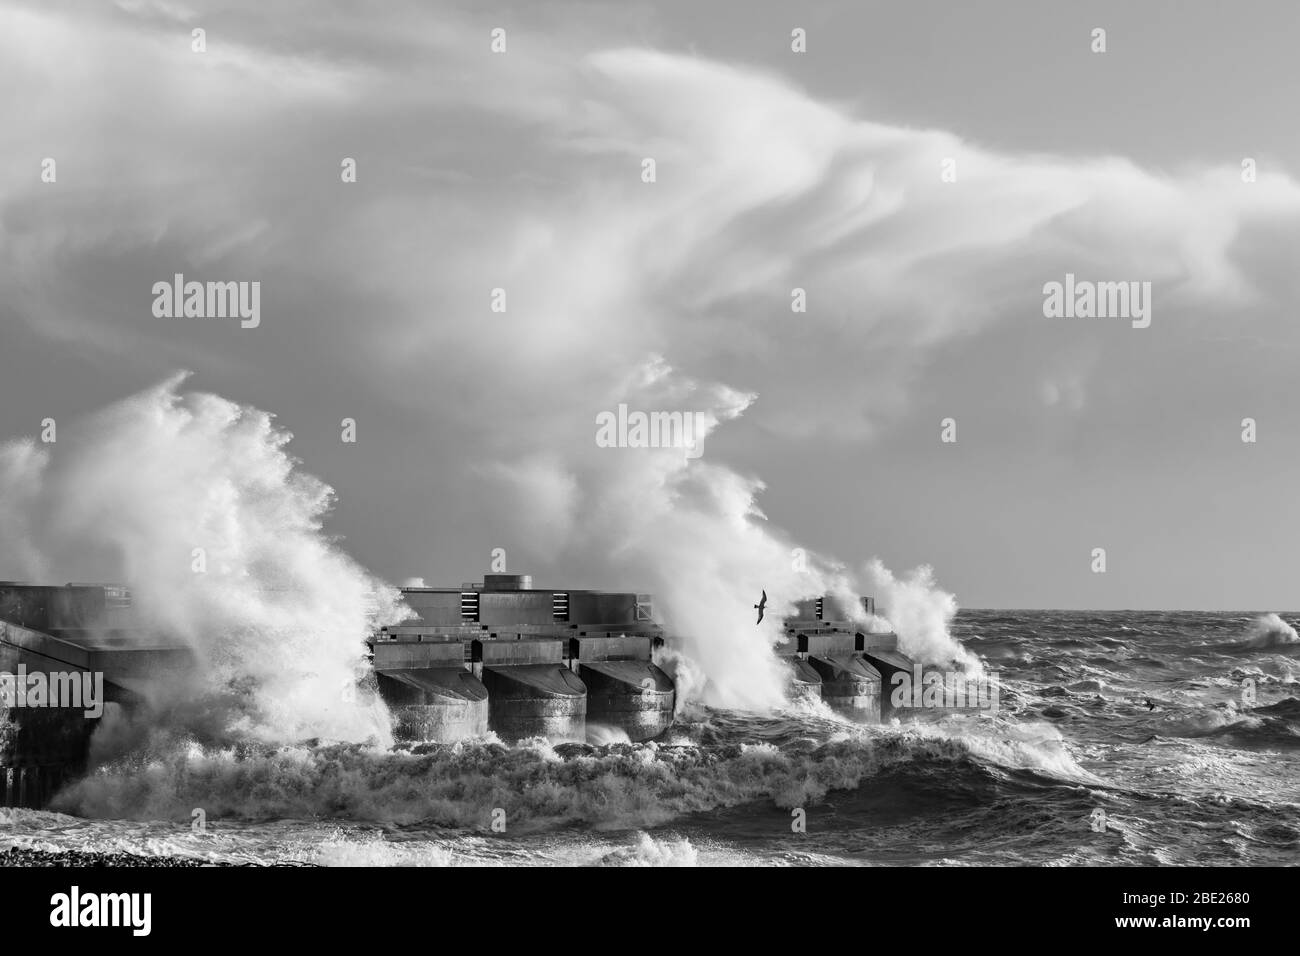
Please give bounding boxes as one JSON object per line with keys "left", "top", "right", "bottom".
{"left": 4, "top": 3, "right": 1300, "bottom": 696}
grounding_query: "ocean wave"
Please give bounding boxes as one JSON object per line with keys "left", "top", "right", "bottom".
{"left": 48, "top": 712, "right": 1095, "bottom": 831}
{"left": 1242, "top": 614, "right": 1300, "bottom": 649}
{"left": 1152, "top": 699, "right": 1300, "bottom": 748}
{"left": 594, "top": 832, "right": 699, "bottom": 866}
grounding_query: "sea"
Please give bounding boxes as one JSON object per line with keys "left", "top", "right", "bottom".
{"left": 2, "top": 610, "right": 1297, "bottom": 866}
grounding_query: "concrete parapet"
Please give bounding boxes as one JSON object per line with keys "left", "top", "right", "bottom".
{"left": 859, "top": 630, "right": 901, "bottom": 652}
{"left": 474, "top": 638, "right": 563, "bottom": 667}
{"left": 372, "top": 637, "right": 467, "bottom": 670}
{"left": 569, "top": 634, "right": 651, "bottom": 662}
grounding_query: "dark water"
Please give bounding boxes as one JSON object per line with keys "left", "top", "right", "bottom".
{"left": 2, "top": 610, "right": 1298, "bottom": 865}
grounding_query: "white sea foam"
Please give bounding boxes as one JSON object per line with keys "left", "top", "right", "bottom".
{"left": 0, "top": 374, "right": 408, "bottom": 746}
{"left": 1244, "top": 613, "right": 1300, "bottom": 649}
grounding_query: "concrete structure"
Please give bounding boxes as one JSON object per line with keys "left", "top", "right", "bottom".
{"left": 374, "top": 577, "right": 915, "bottom": 740}
{"left": 371, "top": 574, "right": 675, "bottom": 743}
{"left": 0, "top": 575, "right": 916, "bottom": 808}
{"left": 0, "top": 582, "right": 192, "bottom": 808}
{"left": 778, "top": 594, "right": 914, "bottom": 720}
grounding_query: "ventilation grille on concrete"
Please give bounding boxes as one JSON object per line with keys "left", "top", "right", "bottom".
{"left": 552, "top": 592, "right": 569, "bottom": 622}
{"left": 460, "top": 591, "right": 479, "bottom": 622}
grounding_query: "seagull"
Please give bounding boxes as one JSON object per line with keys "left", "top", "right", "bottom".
{"left": 1145, "top": 698, "right": 1156, "bottom": 712}
{"left": 754, "top": 590, "right": 767, "bottom": 625}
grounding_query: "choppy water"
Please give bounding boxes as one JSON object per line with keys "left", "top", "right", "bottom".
{"left": 2, "top": 610, "right": 1298, "bottom": 866}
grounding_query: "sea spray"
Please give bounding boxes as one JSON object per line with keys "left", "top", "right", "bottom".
{"left": 0, "top": 439, "right": 52, "bottom": 581}
{"left": 1244, "top": 613, "right": 1300, "bottom": 649}
{"left": 861, "top": 558, "right": 981, "bottom": 673}
{"left": 51, "top": 720, "right": 1019, "bottom": 828}
{"left": 519, "top": 356, "right": 977, "bottom": 712}
{"left": 524, "top": 355, "right": 880, "bottom": 712}
{"left": 0, "top": 373, "right": 410, "bottom": 746}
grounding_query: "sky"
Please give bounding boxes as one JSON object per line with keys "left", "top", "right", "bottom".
{"left": 2, "top": 0, "right": 1299, "bottom": 612}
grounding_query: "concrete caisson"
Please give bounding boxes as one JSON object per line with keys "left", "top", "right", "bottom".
{"left": 575, "top": 635, "right": 674, "bottom": 740}
{"left": 478, "top": 639, "right": 588, "bottom": 741}
{"left": 779, "top": 594, "right": 913, "bottom": 722}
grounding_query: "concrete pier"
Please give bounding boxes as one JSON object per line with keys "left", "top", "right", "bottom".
{"left": 785, "top": 657, "right": 824, "bottom": 701}
{"left": 575, "top": 635, "right": 674, "bottom": 740}
{"left": 372, "top": 576, "right": 675, "bottom": 743}
{"left": 0, "top": 602, "right": 106, "bottom": 809}
{"left": 482, "top": 663, "right": 587, "bottom": 741}
{"left": 1, "top": 576, "right": 923, "bottom": 810}
{"left": 477, "top": 637, "right": 587, "bottom": 740}
{"left": 370, "top": 638, "right": 487, "bottom": 740}
{"left": 376, "top": 668, "right": 489, "bottom": 741}
{"left": 779, "top": 594, "right": 914, "bottom": 721}
{"left": 809, "top": 654, "right": 883, "bottom": 720}
{"left": 0, "top": 584, "right": 194, "bottom": 808}
{"left": 0, "top": 706, "right": 94, "bottom": 809}
{"left": 862, "top": 648, "right": 917, "bottom": 719}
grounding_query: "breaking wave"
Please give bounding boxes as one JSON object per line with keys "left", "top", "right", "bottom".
{"left": 1243, "top": 613, "right": 1300, "bottom": 649}
{"left": 52, "top": 713, "right": 1091, "bottom": 831}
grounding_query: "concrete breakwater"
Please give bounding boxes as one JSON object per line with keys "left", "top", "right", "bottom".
{"left": 0, "top": 575, "right": 913, "bottom": 808}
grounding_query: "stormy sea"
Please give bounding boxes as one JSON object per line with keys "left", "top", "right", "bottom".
{"left": 2, "top": 609, "right": 1297, "bottom": 867}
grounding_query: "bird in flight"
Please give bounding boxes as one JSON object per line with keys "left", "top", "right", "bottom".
{"left": 1144, "top": 698, "right": 1156, "bottom": 712}
{"left": 754, "top": 590, "right": 767, "bottom": 624}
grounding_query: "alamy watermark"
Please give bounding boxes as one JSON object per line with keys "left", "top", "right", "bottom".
{"left": 595, "top": 403, "right": 705, "bottom": 459}
{"left": 152, "top": 273, "right": 260, "bottom": 328}
{"left": 1043, "top": 273, "right": 1151, "bottom": 329}
{"left": 50, "top": 886, "right": 150, "bottom": 936}
{"left": 890, "top": 666, "right": 1000, "bottom": 713}
{"left": 0, "top": 665, "right": 104, "bottom": 718}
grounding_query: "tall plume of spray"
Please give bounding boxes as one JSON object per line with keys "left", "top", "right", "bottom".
{"left": 0, "top": 373, "right": 408, "bottom": 746}
{"left": 859, "top": 560, "right": 980, "bottom": 674}
{"left": 625, "top": 456, "right": 980, "bottom": 704}
{"left": 484, "top": 356, "right": 974, "bottom": 710}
